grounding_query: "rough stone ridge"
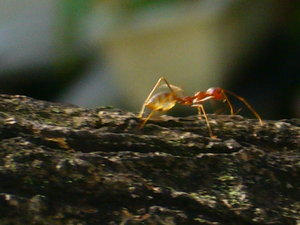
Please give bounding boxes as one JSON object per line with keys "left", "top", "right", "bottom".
{"left": 0, "top": 94, "right": 299, "bottom": 225}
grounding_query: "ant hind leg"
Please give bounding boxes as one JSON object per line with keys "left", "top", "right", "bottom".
{"left": 138, "top": 77, "right": 174, "bottom": 119}
{"left": 139, "top": 110, "right": 155, "bottom": 128}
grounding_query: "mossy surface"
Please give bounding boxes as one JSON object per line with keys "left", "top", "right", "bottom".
{"left": 0, "top": 94, "right": 299, "bottom": 225}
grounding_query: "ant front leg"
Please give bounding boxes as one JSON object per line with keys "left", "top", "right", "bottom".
{"left": 138, "top": 77, "right": 174, "bottom": 119}
{"left": 221, "top": 90, "right": 235, "bottom": 115}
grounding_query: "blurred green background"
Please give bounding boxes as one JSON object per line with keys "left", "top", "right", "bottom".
{"left": 0, "top": 0, "right": 299, "bottom": 119}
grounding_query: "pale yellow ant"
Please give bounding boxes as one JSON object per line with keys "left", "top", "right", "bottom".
{"left": 138, "top": 77, "right": 263, "bottom": 138}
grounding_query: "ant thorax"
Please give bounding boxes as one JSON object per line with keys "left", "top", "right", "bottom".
{"left": 191, "top": 91, "right": 213, "bottom": 106}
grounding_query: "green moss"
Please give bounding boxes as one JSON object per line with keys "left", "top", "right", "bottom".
{"left": 217, "top": 175, "right": 235, "bottom": 181}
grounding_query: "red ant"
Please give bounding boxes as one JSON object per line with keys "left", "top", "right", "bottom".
{"left": 138, "top": 77, "right": 263, "bottom": 138}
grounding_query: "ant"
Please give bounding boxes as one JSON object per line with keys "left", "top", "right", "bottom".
{"left": 138, "top": 77, "right": 263, "bottom": 138}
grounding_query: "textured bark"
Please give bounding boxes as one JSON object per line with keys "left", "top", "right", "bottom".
{"left": 0, "top": 94, "right": 299, "bottom": 225}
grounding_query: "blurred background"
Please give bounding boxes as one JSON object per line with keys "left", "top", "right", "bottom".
{"left": 0, "top": 0, "right": 299, "bottom": 119}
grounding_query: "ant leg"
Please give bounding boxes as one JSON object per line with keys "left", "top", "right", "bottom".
{"left": 221, "top": 90, "right": 234, "bottom": 115}
{"left": 197, "top": 105, "right": 216, "bottom": 138}
{"left": 198, "top": 108, "right": 203, "bottom": 120}
{"left": 138, "top": 77, "right": 175, "bottom": 119}
{"left": 224, "top": 90, "right": 263, "bottom": 125}
{"left": 139, "top": 110, "right": 155, "bottom": 128}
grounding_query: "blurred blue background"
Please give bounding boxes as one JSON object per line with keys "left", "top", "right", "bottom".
{"left": 0, "top": 0, "right": 299, "bottom": 119}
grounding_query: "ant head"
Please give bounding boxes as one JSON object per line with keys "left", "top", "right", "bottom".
{"left": 206, "top": 87, "right": 224, "bottom": 100}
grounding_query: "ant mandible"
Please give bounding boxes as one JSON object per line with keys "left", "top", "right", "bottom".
{"left": 138, "top": 77, "right": 263, "bottom": 138}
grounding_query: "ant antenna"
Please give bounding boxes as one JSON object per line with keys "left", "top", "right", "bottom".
{"left": 221, "top": 90, "right": 234, "bottom": 115}
{"left": 223, "top": 90, "right": 263, "bottom": 125}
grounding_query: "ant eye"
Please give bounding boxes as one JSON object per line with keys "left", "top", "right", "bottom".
{"left": 206, "top": 87, "right": 217, "bottom": 94}
{"left": 208, "top": 87, "right": 222, "bottom": 94}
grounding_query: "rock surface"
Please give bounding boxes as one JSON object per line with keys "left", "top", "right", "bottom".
{"left": 0, "top": 94, "right": 299, "bottom": 225}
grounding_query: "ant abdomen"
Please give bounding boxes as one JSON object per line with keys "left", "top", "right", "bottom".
{"left": 146, "top": 92, "right": 177, "bottom": 111}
